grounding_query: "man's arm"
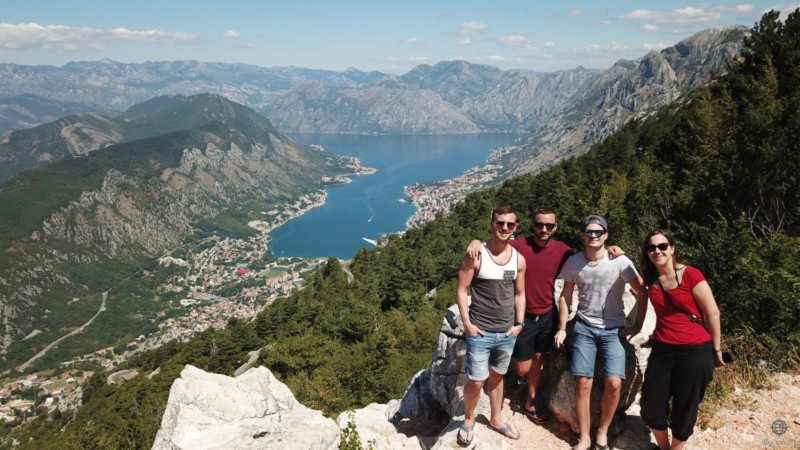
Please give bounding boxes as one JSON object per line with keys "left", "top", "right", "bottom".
{"left": 554, "top": 281, "right": 574, "bottom": 348}
{"left": 620, "top": 274, "right": 647, "bottom": 337}
{"left": 507, "top": 256, "right": 526, "bottom": 337}
{"left": 456, "top": 254, "right": 483, "bottom": 337}
{"left": 465, "top": 239, "right": 482, "bottom": 260}
{"left": 607, "top": 245, "right": 625, "bottom": 258}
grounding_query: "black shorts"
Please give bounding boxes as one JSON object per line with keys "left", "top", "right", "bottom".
{"left": 512, "top": 308, "right": 556, "bottom": 361}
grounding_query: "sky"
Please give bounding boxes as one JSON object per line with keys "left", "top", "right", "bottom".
{"left": 1, "top": 1, "right": 798, "bottom": 75}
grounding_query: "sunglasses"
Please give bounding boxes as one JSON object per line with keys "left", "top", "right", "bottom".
{"left": 583, "top": 229, "right": 605, "bottom": 237}
{"left": 646, "top": 243, "right": 670, "bottom": 253}
{"left": 494, "top": 220, "right": 517, "bottom": 229}
{"left": 534, "top": 222, "right": 556, "bottom": 230}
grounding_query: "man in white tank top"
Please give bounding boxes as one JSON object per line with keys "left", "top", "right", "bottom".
{"left": 456, "top": 204, "right": 527, "bottom": 445}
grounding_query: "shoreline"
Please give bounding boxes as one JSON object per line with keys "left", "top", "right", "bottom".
{"left": 404, "top": 144, "right": 516, "bottom": 228}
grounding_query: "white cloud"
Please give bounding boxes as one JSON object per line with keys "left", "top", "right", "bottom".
{"left": 456, "top": 21, "right": 489, "bottom": 35}
{"left": 641, "top": 24, "right": 659, "bottom": 32}
{"left": 222, "top": 30, "right": 241, "bottom": 39}
{"left": 0, "top": 22, "right": 197, "bottom": 51}
{"left": 542, "top": 41, "right": 556, "bottom": 49}
{"left": 571, "top": 42, "right": 634, "bottom": 56}
{"left": 596, "top": 20, "right": 612, "bottom": 27}
{"left": 498, "top": 34, "right": 536, "bottom": 49}
{"left": 643, "top": 41, "right": 673, "bottom": 51}
{"left": 735, "top": 4, "right": 754, "bottom": 14}
{"left": 384, "top": 56, "right": 401, "bottom": 63}
{"left": 570, "top": 8, "right": 584, "bottom": 16}
{"left": 456, "top": 38, "right": 474, "bottom": 46}
{"left": 489, "top": 55, "right": 509, "bottom": 63}
{"left": 408, "top": 56, "right": 435, "bottom": 63}
{"left": 620, "top": 7, "right": 721, "bottom": 25}
{"left": 406, "top": 36, "right": 420, "bottom": 45}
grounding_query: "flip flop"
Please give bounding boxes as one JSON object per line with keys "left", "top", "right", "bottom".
{"left": 523, "top": 407, "right": 550, "bottom": 424}
{"left": 488, "top": 421, "right": 520, "bottom": 440}
{"left": 594, "top": 443, "right": 609, "bottom": 450}
{"left": 457, "top": 421, "right": 474, "bottom": 446}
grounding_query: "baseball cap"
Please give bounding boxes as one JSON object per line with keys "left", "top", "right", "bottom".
{"left": 582, "top": 214, "right": 608, "bottom": 231}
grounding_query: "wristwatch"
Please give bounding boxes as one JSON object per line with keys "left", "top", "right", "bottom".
{"left": 514, "top": 320, "right": 524, "bottom": 328}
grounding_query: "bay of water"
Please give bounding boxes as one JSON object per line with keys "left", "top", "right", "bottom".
{"left": 268, "top": 134, "right": 521, "bottom": 259}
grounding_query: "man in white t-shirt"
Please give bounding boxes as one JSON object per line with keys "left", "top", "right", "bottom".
{"left": 554, "top": 214, "right": 647, "bottom": 450}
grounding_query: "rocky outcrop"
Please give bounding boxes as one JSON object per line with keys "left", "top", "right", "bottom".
{"left": 152, "top": 365, "right": 340, "bottom": 450}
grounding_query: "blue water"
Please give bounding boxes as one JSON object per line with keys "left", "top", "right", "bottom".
{"left": 268, "top": 134, "right": 522, "bottom": 259}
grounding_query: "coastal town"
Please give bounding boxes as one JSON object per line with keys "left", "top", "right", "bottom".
{"left": 404, "top": 143, "right": 515, "bottom": 228}
{"left": 0, "top": 160, "right": 378, "bottom": 424}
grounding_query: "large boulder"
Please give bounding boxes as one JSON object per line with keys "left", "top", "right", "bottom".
{"left": 151, "top": 365, "right": 340, "bottom": 450}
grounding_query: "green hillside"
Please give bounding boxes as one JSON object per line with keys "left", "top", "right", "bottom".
{"left": 4, "top": 10, "right": 800, "bottom": 449}
{"left": 0, "top": 94, "right": 353, "bottom": 372}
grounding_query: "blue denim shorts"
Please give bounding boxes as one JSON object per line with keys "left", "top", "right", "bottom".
{"left": 465, "top": 331, "right": 516, "bottom": 381}
{"left": 570, "top": 319, "right": 626, "bottom": 379}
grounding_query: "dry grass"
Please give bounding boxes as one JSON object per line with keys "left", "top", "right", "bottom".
{"left": 697, "top": 328, "right": 800, "bottom": 429}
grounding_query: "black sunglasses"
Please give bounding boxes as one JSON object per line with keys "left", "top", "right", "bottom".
{"left": 646, "top": 243, "right": 670, "bottom": 253}
{"left": 583, "top": 229, "right": 605, "bottom": 237}
{"left": 494, "top": 220, "right": 517, "bottom": 229}
{"left": 534, "top": 222, "right": 556, "bottom": 230}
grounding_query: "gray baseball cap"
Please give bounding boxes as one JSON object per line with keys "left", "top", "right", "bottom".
{"left": 582, "top": 214, "right": 608, "bottom": 231}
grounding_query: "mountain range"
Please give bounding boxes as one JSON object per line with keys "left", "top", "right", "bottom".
{"left": 1, "top": 26, "right": 745, "bottom": 143}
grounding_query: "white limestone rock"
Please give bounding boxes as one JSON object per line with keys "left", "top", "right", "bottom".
{"left": 337, "top": 403, "right": 425, "bottom": 450}
{"left": 151, "top": 364, "right": 339, "bottom": 450}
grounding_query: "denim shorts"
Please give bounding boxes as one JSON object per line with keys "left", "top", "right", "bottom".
{"left": 465, "top": 331, "right": 517, "bottom": 381}
{"left": 570, "top": 318, "right": 626, "bottom": 379}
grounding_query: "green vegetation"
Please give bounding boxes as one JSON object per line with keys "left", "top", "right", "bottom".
{"left": 4, "top": 10, "right": 800, "bottom": 449}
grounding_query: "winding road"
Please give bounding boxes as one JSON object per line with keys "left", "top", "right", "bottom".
{"left": 16, "top": 291, "right": 108, "bottom": 372}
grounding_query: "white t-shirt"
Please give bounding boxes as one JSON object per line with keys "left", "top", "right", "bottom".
{"left": 558, "top": 252, "right": 638, "bottom": 328}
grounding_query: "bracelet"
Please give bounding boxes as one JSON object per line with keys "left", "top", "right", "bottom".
{"left": 714, "top": 349, "right": 722, "bottom": 353}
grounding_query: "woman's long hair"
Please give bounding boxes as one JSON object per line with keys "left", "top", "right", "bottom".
{"left": 640, "top": 229, "right": 680, "bottom": 286}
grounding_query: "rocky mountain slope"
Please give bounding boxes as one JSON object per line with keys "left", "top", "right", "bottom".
{"left": 503, "top": 26, "right": 748, "bottom": 176}
{"left": 0, "top": 93, "right": 353, "bottom": 366}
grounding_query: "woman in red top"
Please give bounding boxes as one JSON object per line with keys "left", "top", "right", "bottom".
{"left": 639, "top": 229, "right": 726, "bottom": 450}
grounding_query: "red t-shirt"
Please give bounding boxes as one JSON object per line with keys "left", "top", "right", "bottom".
{"left": 649, "top": 265, "right": 712, "bottom": 345}
{"left": 509, "top": 237, "right": 572, "bottom": 315}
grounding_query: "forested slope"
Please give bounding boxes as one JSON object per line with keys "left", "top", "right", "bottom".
{"left": 4, "top": 9, "right": 799, "bottom": 449}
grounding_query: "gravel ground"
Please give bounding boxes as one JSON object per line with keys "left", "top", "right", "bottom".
{"left": 448, "top": 373, "right": 800, "bottom": 449}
